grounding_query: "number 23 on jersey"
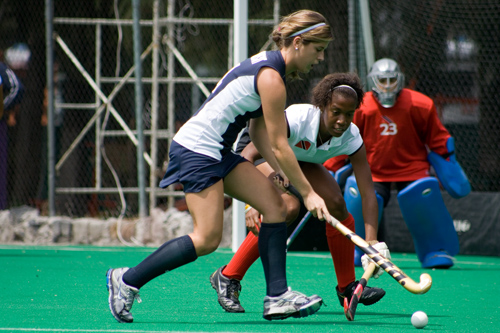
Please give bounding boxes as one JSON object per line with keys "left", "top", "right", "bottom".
{"left": 380, "top": 123, "right": 397, "bottom": 135}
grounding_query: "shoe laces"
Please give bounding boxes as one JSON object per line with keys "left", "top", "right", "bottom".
{"left": 121, "top": 283, "right": 142, "bottom": 310}
{"left": 269, "top": 287, "right": 308, "bottom": 305}
{"left": 226, "top": 280, "right": 241, "bottom": 300}
{"left": 292, "top": 289, "right": 306, "bottom": 297}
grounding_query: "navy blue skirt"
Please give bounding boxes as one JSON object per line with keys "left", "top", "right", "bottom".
{"left": 159, "top": 140, "right": 247, "bottom": 193}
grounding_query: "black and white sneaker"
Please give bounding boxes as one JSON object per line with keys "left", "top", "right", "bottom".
{"left": 263, "top": 287, "right": 323, "bottom": 321}
{"left": 210, "top": 265, "right": 245, "bottom": 313}
{"left": 336, "top": 281, "right": 385, "bottom": 307}
{"left": 106, "top": 267, "right": 142, "bottom": 323}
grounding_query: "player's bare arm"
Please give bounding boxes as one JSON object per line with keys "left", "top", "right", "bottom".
{"left": 248, "top": 117, "right": 284, "bottom": 178}
{"left": 257, "top": 67, "right": 329, "bottom": 220}
{"left": 350, "top": 145, "right": 379, "bottom": 242}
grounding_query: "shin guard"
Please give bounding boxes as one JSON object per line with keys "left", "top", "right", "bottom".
{"left": 397, "top": 177, "right": 459, "bottom": 268}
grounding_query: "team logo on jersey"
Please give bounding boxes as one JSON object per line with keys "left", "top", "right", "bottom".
{"left": 295, "top": 140, "right": 312, "bottom": 150}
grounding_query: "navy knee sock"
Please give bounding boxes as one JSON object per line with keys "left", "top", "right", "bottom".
{"left": 258, "top": 222, "right": 288, "bottom": 296}
{"left": 122, "top": 235, "right": 197, "bottom": 289}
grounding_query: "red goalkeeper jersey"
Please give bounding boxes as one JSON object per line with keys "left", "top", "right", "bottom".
{"left": 354, "top": 89, "right": 450, "bottom": 182}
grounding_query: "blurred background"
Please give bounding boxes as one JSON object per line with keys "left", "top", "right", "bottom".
{"left": 0, "top": 0, "right": 498, "bottom": 219}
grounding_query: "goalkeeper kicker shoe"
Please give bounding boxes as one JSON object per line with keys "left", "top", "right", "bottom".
{"left": 263, "top": 287, "right": 323, "bottom": 321}
{"left": 106, "top": 267, "right": 142, "bottom": 323}
{"left": 336, "top": 281, "right": 385, "bottom": 307}
{"left": 210, "top": 265, "right": 245, "bottom": 313}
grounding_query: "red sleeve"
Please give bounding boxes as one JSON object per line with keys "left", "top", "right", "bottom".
{"left": 422, "top": 102, "right": 451, "bottom": 155}
{"left": 324, "top": 155, "right": 349, "bottom": 172}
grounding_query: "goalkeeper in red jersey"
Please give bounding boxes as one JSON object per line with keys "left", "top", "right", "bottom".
{"left": 325, "top": 58, "right": 469, "bottom": 269}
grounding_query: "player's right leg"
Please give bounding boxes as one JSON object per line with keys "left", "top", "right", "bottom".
{"left": 106, "top": 141, "right": 232, "bottom": 323}
{"left": 106, "top": 267, "right": 142, "bottom": 323}
{"left": 106, "top": 183, "right": 222, "bottom": 323}
{"left": 224, "top": 162, "right": 323, "bottom": 320}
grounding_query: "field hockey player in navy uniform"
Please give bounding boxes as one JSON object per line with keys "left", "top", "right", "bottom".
{"left": 106, "top": 10, "right": 334, "bottom": 323}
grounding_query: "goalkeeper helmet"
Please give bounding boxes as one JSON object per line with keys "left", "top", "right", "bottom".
{"left": 367, "top": 58, "right": 405, "bottom": 108}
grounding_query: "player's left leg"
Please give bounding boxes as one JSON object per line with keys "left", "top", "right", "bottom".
{"left": 225, "top": 161, "right": 323, "bottom": 320}
{"left": 211, "top": 161, "right": 301, "bottom": 313}
{"left": 300, "top": 163, "right": 385, "bottom": 307}
{"left": 222, "top": 161, "right": 301, "bottom": 279}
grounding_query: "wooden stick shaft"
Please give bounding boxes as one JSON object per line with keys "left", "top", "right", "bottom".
{"left": 362, "top": 262, "right": 377, "bottom": 280}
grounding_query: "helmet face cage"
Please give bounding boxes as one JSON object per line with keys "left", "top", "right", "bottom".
{"left": 367, "top": 58, "right": 405, "bottom": 108}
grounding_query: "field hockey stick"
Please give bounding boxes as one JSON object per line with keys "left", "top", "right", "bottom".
{"left": 282, "top": 181, "right": 432, "bottom": 295}
{"left": 327, "top": 215, "right": 432, "bottom": 294}
{"left": 286, "top": 211, "right": 312, "bottom": 249}
{"left": 344, "top": 262, "right": 377, "bottom": 321}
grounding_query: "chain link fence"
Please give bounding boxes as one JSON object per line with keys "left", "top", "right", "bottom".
{"left": 368, "top": 0, "right": 500, "bottom": 191}
{"left": 0, "top": 0, "right": 498, "bottom": 220}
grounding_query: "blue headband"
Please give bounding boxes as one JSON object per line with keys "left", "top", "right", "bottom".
{"left": 290, "top": 23, "right": 326, "bottom": 37}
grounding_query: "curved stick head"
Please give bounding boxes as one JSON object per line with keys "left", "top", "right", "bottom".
{"left": 418, "top": 273, "right": 432, "bottom": 294}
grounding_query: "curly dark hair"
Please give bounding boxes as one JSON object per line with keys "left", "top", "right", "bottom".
{"left": 311, "top": 72, "right": 365, "bottom": 111}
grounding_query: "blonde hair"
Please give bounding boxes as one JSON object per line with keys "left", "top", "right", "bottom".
{"left": 271, "top": 10, "right": 333, "bottom": 49}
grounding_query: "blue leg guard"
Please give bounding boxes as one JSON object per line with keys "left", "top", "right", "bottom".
{"left": 332, "top": 164, "right": 353, "bottom": 191}
{"left": 343, "top": 175, "right": 383, "bottom": 267}
{"left": 397, "top": 177, "right": 459, "bottom": 269}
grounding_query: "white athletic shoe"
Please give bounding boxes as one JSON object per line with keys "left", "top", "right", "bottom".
{"left": 263, "top": 287, "right": 323, "bottom": 320}
{"left": 106, "top": 267, "right": 142, "bottom": 323}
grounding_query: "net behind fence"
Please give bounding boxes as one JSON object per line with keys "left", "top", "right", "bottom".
{"left": 368, "top": 0, "right": 500, "bottom": 191}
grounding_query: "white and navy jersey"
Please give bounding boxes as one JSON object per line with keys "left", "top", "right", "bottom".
{"left": 286, "top": 104, "right": 363, "bottom": 164}
{"left": 173, "top": 50, "right": 286, "bottom": 160}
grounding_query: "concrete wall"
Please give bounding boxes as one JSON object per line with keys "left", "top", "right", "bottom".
{"left": 0, "top": 206, "right": 233, "bottom": 248}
